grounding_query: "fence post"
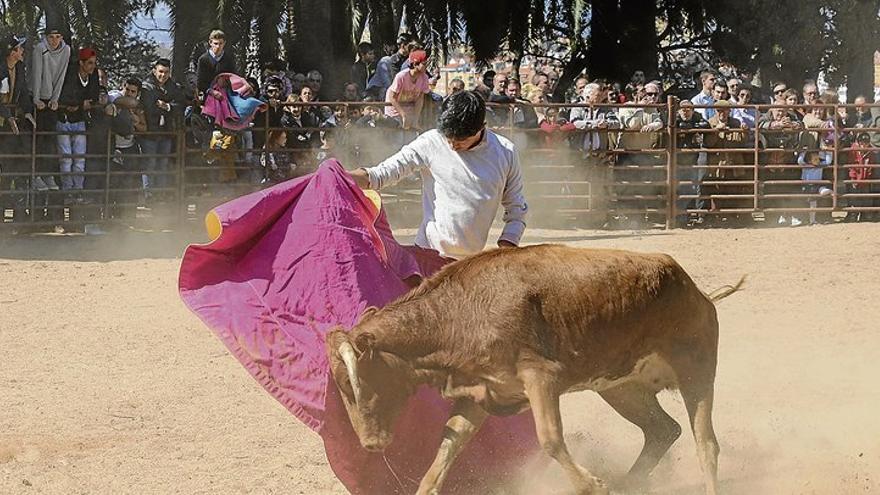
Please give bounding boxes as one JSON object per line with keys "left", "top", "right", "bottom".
{"left": 30, "top": 120, "right": 38, "bottom": 223}
{"left": 832, "top": 103, "right": 839, "bottom": 212}
{"left": 665, "top": 96, "right": 678, "bottom": 229}
{"left": 104, "top": 126, "right": 112, "bottom": 222}
{"left": 176, "top": 128, "right": 186, "bottom": 230}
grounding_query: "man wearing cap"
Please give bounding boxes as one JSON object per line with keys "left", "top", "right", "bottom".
{"left": 1, "top": 34, "right": 35, "bottom": 222}
{"left": 365, "top": 33, "right": 412, "bottom": 101}
{"left": 30, "top": 25, "right": 70, "bottom": 192}
{"left": 56, "top": 47, "right": 99, "bottom": 199}
{"left": 348, "top": 90, "right": 528, "bottom": 260}
{"left": 384, "top": 49, "right": 430, "bottom": 130}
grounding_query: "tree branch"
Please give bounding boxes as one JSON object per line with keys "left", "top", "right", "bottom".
{"left": 659, "top": 34, "right": 712, "bottom": 52}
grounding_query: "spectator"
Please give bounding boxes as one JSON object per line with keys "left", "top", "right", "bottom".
{"left": 538, "top": 106, "right": 576, "bottom": 146}
{"left": 569, "top": 82, "right": 620, "bottom": 157}
{"left": 261, "top": 59, "right": 292, "bottom": 99}
{"left": 365, "top": 33, "right": 412, "bottom": 100}
{"left": 306, "top": 69, "right": 323, "bottom": 96}
{"left": 30, "top": 25, "right": 70, "bottom": 193}
{"left": 197, "top": 30, "right": 237, "bottom": 100}
{"left": 139, "top": 58, "right": 185, "bottom": 200}
{"left": 782, "top": 89, "right": 802, "bottom": 123}
{"left": 105, "top": 78, "right": 146, "bottom": 219}
{"left": 341, "top": 82, "right": 360, "bottom": 102}
{"left": 291, "top": 72, "right": 306, "bottom": 96}
{"left": 384, "top": 49, "right": 430, "bottom": 130}
{"left": 281, "top": 94, "right": 319, "bottom": 148}
{"left": 758, "top": 106, "right": 802, "bottom": 224}
{"left": 674, "top": 100, "right": 710, "bottom": 221}
{"left": 261, "top": 129, "right": 296, "bottom": 183}
{"left": 726, "top": 78, "right": 741, "bottom": 103}
{"left": 846, "top": 132, "right": 877, "bottom": 222}
{"left": 616, "top": 82, "right": 665, "bottom": 224}
{"left": 690, "top": 71, "right": 716, "bottom": 120}
{"left": 448, "top": 78, "right": 465, "bottom": 95}
{"left": 350, "top": 42, "right": 376, "bottom": 95}
{"left": 847, "top": 95, "right": 873, "bottom": 129}
{"left": 0, "top": 34, "right": 35, "bottom": 222}
{"left": 487, "top": 72, "right": 512, "bottom": 127}
{"left": 731, "top": 85, "right": 756, "bottom": 129}
{"left": 792, "top": 133, "right": 833, "bottom": 227}
{"left": 261, "top": 78, "right": 285, "bottom": 130}
{"left": 771, "top": 83, "right": 788, "bottom": 104}
{"left": 570, "top": 76, "right": 589, "bottom": 104}
{"left": 505, "top": 78, "right": 538, "bottom": 129}
{"left": 704, "top": 100, "right": 748, "bottom": 215}
{"left": 799, "top": 82, "right": 819, "bottom": 120}
{"left": 355, "top": 101, "right": 394, "bottom": 128}
{"left": 56, "top": 47, "right": 99, "bottom": 201}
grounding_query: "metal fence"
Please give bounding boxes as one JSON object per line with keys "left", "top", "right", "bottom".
{"left": 2, "top": 98, "right": 879, "bottom": 232}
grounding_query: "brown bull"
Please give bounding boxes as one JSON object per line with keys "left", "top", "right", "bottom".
{"left": 326, "top": 245, "right": 742, "bottom": 495}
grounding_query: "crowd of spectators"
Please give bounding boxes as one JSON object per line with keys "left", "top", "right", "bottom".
{"left": 2, "top": 24, "right": 880, "bottom": 233}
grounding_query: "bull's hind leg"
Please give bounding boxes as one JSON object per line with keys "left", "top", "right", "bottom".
{"left": 520, "top": 367, "right": 608, "bottom": 495}
{"left": 599, "top": 383, "right": 681, "bottom": 488}
{"left": 416, "top": 399, "right": 488, "bottom": 495}
{"left": 679, "top": 376, "right": 720, "bottom": 495}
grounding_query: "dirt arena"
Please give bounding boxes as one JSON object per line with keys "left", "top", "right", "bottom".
{"left": 2, "top": 223, "right": 878, "bottom": 494}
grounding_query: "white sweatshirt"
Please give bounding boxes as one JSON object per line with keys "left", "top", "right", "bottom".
{"left": 366, "top": 129, "right": 528, "bottom": 259}
{"left": 31, "top": 38, "right": 70, "bottom": 105}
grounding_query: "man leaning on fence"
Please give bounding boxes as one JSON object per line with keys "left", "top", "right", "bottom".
{"left": 57, "top": 47, "right": 99, "bottom": 204}
{"left": 139, "top": 58, "right": 185, "bottom": 202}
{"left": 1, "top": 34, "right": 35, "bottom": 223}
{"left": 30, "top": 25, "right": 69, "bottom": 194}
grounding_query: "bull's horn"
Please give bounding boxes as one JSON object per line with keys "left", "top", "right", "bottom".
{"left": 338, "top": 341, "right": 363, "bottom": 406}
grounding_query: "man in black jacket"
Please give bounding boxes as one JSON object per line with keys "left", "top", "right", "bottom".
{"left": 0, "top": 34, "right": 35, "bottom": 222}
{"left": 196, "top": 30, "right": 237, "bottom": 101}
{"left": 140, "top": 58, "right": 185, "bottom": 197}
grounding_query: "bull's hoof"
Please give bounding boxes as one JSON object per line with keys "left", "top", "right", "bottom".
{"left": 576, "top": 476, "right": 608, "bottom": 495}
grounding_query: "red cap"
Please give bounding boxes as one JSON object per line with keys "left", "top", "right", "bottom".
{"left": 78, "top": 47, "right": 97, "bottom": 61}
{"left": 408, "top": 50, "right": 427, "bottom": 65}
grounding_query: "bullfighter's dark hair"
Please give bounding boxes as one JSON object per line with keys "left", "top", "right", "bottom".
{"left": 437, "top": 90, "right": 485, "bottom": 139}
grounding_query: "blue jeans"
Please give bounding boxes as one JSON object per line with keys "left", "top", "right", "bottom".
{"left": 140, "top": 137, "right": 174, "bottom": 191}
{"left": 56, "top": 121, "right": 87, "bottom": 190}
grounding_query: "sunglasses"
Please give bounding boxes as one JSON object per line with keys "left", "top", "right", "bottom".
{"left": 774, "top": 89, "right": 787, "bottom": 93}
{"left": 644, "top": 92, "right": 659, "bottom": 96}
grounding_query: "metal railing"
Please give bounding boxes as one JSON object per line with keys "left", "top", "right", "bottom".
{"left": 2, "top": 98, "right": 879, "bottom": 232}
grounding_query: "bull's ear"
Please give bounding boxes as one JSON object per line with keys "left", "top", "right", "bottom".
{"left": 354, "top": 332, "right": 377, "bottom": 358}
{"left": 362, "top": 306, "right": 379, "bottom": 318}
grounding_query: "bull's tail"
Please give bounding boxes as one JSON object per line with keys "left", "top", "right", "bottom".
{"left": 707, "top": 275, "right": 746, "bottom": 303}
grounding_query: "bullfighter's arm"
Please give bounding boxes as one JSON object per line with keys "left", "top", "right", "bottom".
{"left": 350, "top": 137, "right": 427, "bottom": 190}
{"left": 499, "top": 149, "right": 527, "bottom": 247}
{"left": 416, "top": 399, "right": 488, "bottom": 495}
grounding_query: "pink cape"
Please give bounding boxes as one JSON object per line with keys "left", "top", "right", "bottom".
{"left": 178, "top": 160, "right": 538, "bottom": 493}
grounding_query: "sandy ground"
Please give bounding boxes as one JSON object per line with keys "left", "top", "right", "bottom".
{"left": 1, "top": 223, "right": 879, "bottom": 494}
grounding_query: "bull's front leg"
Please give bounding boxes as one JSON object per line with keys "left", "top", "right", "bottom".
{"left": 416, "top": 399, "right": 488, "bottom": 495}
{"left": 519, "top": 367, "right": 608, "bottom": 495}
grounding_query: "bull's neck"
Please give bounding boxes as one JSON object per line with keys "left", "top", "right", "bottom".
{"left": 356, "top": 300, "right": 450, "bottom": 366}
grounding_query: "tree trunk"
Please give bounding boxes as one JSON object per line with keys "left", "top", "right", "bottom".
{"left": 588, "top": 0, "right": 620, "bottom": 81}
{"left": 619, "top": 0, "right": 657, "bottom": 80}
{"left": 837, "top": 0, "right": 880, "bottom": 102}
{"left": 289, "top": 0, "right": 354, "bottom": 99}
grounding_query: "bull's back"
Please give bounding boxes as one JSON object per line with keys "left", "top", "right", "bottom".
{"left": 441, "top": 245, "right": 717, "bottom": 387}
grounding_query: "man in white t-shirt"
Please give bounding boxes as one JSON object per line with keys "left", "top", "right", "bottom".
{"left": 349, "top": 90, "right": 528, "bottom": 259}
{"left": 384, "top": 49, "right": 430, "bottom": 129}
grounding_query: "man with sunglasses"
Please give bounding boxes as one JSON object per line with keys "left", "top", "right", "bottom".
{"left": 616, "top": 82, "right": 665, "bottom": 226}
{"left": 348, "top": 90, "right": 527, "bottom": 259}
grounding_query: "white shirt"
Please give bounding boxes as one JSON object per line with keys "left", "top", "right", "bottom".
{"left": 366, "top": 129, "right": 528, "bottom": 259}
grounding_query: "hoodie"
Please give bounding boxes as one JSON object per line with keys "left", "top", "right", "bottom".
{"left": 30, "top": 37, "right": 71, "bottom": 105}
